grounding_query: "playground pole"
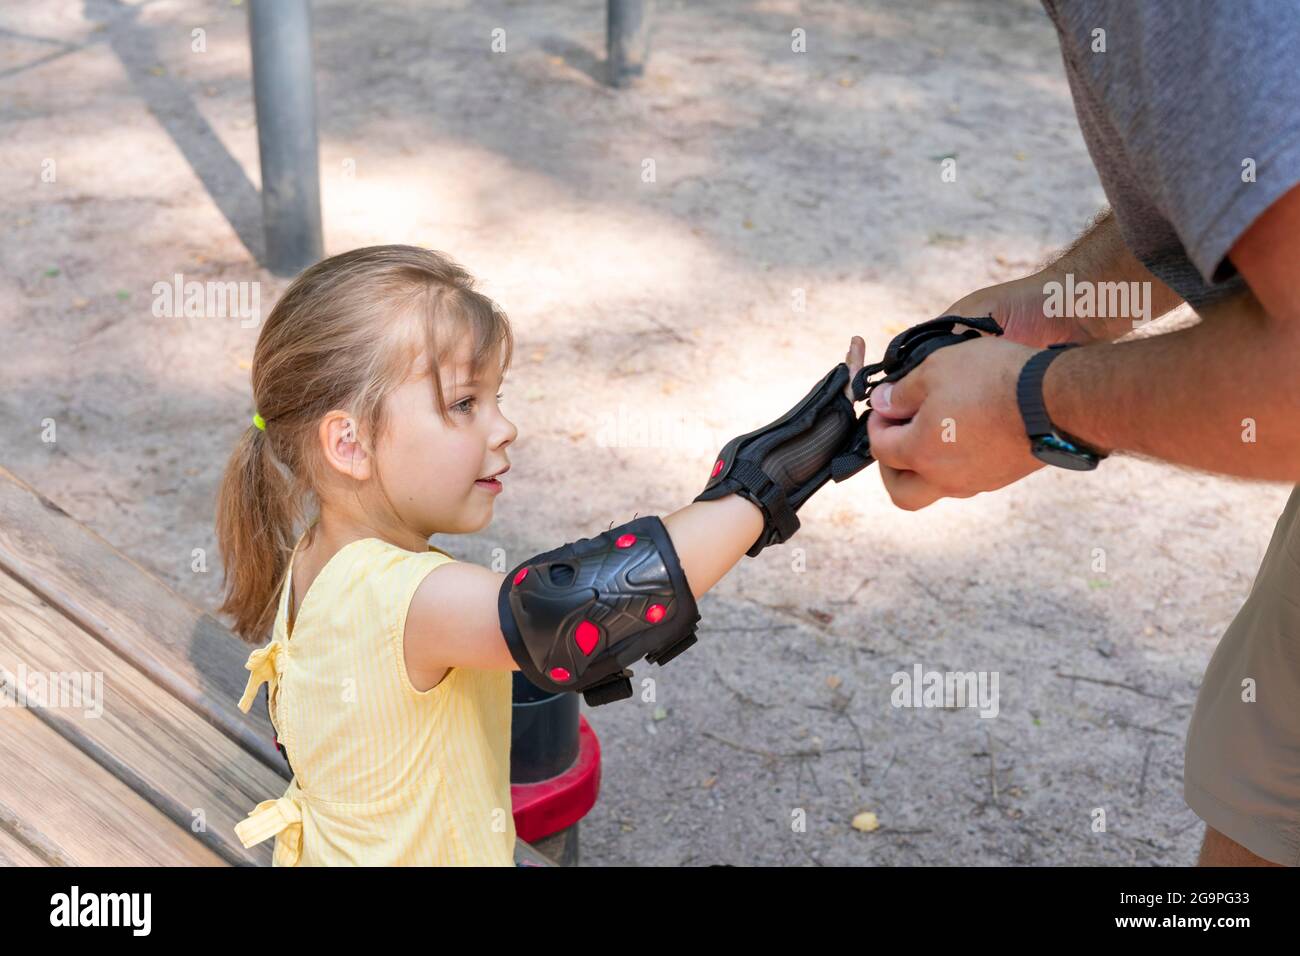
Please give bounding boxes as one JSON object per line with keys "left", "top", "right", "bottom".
{"left": 247, "top": 0, "right": 324, "bottom": 276}
{"left": 607, "top": 0, "right": 651, "bottom": 87}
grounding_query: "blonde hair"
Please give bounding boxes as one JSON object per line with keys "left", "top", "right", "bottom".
{"left": 215, "top": 245, "right": 513, "bottom": 644}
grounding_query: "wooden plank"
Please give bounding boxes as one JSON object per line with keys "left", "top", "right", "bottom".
{"left": 0, "top": 800, "right": 65, "bottom": 866}
{"left": 0, "top": 568, "right": 283, "bottom": 865}
{"left": 0, "top": 465, "right": 285, "bottom": 775}
{"left": 0, "top": 830, "right": 51, "bottom": 866}
{"left": 0, "top": 705, "right": 227, "bottom": 866}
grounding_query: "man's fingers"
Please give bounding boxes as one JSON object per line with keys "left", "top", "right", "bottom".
{"left": 866, "top": 408, "right": 916, "bottom": 471}
{"left": 870, "top": 369, "right": 926, "bottom": 419}
{"left": 879, "top": 464, "right": 944, "bottom": 512}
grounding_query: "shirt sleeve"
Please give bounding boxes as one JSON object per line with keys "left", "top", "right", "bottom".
{"left": 1048, "top": 0, "right": 1300, "bottom": 285}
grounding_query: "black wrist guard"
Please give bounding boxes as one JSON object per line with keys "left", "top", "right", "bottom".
{"left": 498, "top": 515, "right": 701, "bottom": 706}
{"left": 693, "top": 362, "right": 873, "bottom": 556}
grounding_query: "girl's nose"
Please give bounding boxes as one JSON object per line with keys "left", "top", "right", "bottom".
{"left": 495, "top": 414, "right": 518, "bottom": 448}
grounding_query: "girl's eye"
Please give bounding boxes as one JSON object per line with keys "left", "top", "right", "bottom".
{"left": 451, "top": 392, "right": 503, "bottom": 415}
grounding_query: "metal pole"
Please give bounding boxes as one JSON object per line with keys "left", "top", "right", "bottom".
{"left": 248, "top": 0, "right": 323, "bottom": 276}
{"left": 606, "top": 0, "right": 651, "bottom": 87}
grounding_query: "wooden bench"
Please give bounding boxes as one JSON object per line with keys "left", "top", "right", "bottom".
{"left": 0, "top": 465, "right": 552, "bottom": 866}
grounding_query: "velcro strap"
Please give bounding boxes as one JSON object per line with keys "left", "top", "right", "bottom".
{"left": 830, "top": 445, "right": 872, "bottom": 482}
{"left": 854, "top": 315, "right": 1004, "bottom": 401}
{"left": 851, "top": 362, "right": 885, "bottom": 402}
{"left": 729, "top": 459, "right": 799, "bottom": 543}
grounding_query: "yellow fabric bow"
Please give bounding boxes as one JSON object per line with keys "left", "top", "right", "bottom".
{"left": 235, "top": 796, "right": 303, "bottom": 867}
{"left": 238, "top": 640, "right": 283, "bottom": 714}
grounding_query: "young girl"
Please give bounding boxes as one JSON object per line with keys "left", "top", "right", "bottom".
{"left": 216, "top": 244, "right": 869, "bottom": 866}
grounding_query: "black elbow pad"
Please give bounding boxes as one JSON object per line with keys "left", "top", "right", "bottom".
{"left": 498, "top": 515, "right": 701, "bottom": 706}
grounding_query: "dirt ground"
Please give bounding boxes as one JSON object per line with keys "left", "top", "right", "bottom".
{"left": 2, "top": 0, "right": 1292, "bottom": 865}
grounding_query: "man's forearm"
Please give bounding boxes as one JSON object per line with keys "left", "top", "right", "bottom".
{"left": 1043, "top": 292, "right": 1300, "bottom": 479}
{"left": 1038, "top": 209, "right": 1185, "bottom": 338}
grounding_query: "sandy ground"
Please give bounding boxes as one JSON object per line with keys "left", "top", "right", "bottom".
{"left": 2, "top": 0, "right": 1293, "bottom": 865}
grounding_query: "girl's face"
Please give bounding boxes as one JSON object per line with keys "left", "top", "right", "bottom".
{"left": 373, "top": 342, "right": 516, "bottom": 539}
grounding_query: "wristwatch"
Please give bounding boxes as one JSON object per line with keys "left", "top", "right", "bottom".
{"left": 1016, "top": 345, "right": 1105, "bottom": 471}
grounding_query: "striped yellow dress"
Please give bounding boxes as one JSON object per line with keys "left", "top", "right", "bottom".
{"left": 233, "top": 532, "right": 516, "bottom": 866}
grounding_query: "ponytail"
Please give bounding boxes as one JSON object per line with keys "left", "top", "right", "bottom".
{"left": 215, "top": 419, "right": 305, "bottom": 644}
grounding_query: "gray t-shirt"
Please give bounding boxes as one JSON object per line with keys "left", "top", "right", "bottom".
{"left": 1041, "top": 0, "right": 1300, "bottom": 309}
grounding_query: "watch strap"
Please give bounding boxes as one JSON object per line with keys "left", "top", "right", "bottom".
{"left": 1017, "top": 344, "right": 1075, "bottom": 437}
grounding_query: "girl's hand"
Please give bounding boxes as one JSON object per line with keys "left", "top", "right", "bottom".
{"left": 844, "top": 335, "right": 866, "bottom": 401}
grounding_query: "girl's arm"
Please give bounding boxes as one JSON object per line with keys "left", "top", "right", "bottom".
{"left": 404, "top": 337, "right": 867, "bottom": 678}
{"left": 403, "top": 495, "right": 764, "bottom": 675}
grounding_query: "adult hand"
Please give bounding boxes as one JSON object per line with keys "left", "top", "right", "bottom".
{"left": 866, "top": 334, "right": 1044, "bottom": 510}
{"left": 943, "top": 271, "right": 1109, "bottom": 349}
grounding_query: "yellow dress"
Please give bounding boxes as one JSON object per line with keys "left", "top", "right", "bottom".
{"left": 233, "top": 532, "right": 516, "bottom": 866}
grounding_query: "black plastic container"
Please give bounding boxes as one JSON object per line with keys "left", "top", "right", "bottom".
{"left": 510, "top": 672, "right": 580, "bottom": 783}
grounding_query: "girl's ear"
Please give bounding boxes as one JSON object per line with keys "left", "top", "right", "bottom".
{"left": 320, "top": 411, "right": 372, "bottom": 481}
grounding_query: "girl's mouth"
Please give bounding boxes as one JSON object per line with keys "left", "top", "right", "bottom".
{"left": 476, "top": 465, "right": 508, "bottom": 494}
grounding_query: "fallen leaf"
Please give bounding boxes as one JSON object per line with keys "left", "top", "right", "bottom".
{"left": 851, "top": 811, "right": 880, "bottom": 832}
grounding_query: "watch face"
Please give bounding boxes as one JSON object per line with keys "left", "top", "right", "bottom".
{"left": 1031, "top": 435, "right": 1099, "bottom": 471}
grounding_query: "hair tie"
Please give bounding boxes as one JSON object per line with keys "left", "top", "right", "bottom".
{"left": 252, "top": 412, "right": 267, "bottom": 432}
